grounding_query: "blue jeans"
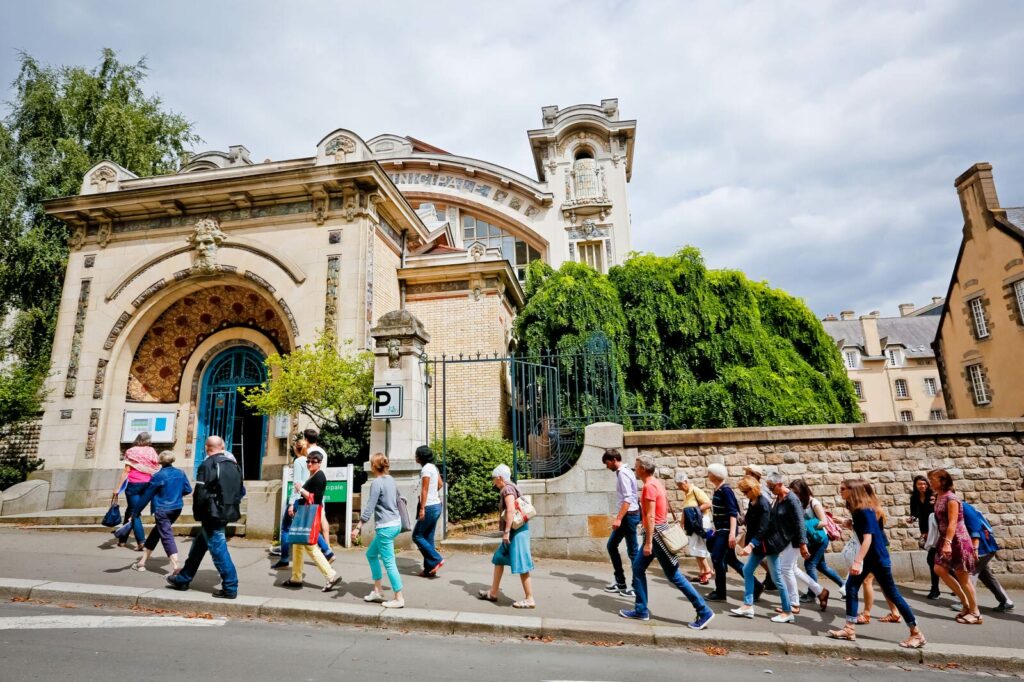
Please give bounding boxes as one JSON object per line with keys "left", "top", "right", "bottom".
{"left": 764, "top": 552, "right": 791, "bottom": 612}
{"left": 172, "top": 521, "right": 238, "bottom": 595}
{"left": 412, "top": 503, "right": 444, "bottom": 571}
{"left": 844, "top": 560, "right": 916, "bottom": 626}
{"left": 279, "top": 502, "right": 331, "bottom": 563}
{"left": 708, "top": 530, "right": 745, "bottom": 595}
{"left": 742, "top": 552, "right": 764, "bottom": 606}
{"left": 115, "top": 481, "right": 149, "bottom": 545}
{"left": 631, "top": 538, "right": 712, "bottom": 620}
{"left": 805, "top": 536, "right": 844, "bottom": 587}
{"left": 607, "top": 511, "right": 640, "bottom": 587}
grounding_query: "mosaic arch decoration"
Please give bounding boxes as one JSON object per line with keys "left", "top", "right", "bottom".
{"left": 127, "top": 285, "right": 290, "bottom": 402}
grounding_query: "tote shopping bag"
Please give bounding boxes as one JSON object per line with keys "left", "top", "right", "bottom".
{"left": 510, "top": 495, "right": 536, "bottom": 530}
{"left": 101, "top": 494, "right": 122, "bottom": 528}
{"left": 285, "top": 503, "right": 322, "bottom": 545}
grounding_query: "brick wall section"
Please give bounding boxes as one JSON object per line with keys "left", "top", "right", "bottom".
{"left": 624, "top": 421, "right": 1024, "bottom": 575}
{"left": 407, "top": 292, "right": 512, "bottom": 437}
{"left": 372, "top": 240, "right": 401, "bottom": 324}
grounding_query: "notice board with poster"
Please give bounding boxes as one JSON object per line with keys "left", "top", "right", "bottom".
{"left": 121, "top": 410, "right": 177, "bottom": 443}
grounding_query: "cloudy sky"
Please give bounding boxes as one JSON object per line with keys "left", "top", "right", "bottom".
{"left": 3, "top": 1, "right": 1022, "bottom": 318}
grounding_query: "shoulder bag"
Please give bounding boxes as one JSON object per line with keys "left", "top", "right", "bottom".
{"left": 285, "top": 503, "right": 322, "bottom": 545}
{"left": 660, "top": 509, "right": 688, "bottom": 555}
{"left": 511, "top": 494, "right": 536, "bottom": 530}
{"left": 397, "top": 495, "right": 412, "bottom": 533}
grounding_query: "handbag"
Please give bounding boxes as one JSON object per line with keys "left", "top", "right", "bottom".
{"left": 822, "top": 510, "right": 843, "bottom": 541}
{"left": 397, "top": 495, "right": 412, "bottom": 533}
{"left": 659, "top": 509, "right": 688, "bottom": 555}
{"left": 101, "top": 495, "right": 122, "bottom": 528}
{"left": 510, "top": 495, "right": 536, "bottom": 530}
{"left": 841, "top": 536, "right": 861, "bottom": 565}
{"left": 285, "top": 503, "right": 322, "bottom": 545}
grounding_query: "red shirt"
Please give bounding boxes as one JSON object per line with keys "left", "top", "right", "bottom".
{"left": 641, "top": 477, "right": 668, "bottom": 524}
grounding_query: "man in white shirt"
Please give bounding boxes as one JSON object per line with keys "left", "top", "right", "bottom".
{"left": 602, "top": 448, "right": 639, "bottom": 597}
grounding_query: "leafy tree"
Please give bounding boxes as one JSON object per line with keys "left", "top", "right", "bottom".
{"left": 516, "top": 248, "right": 860, "bottom": 429}
{"left": 432, "top": 433, "right": 513, "bottom": 522}
{"left": 240, "top": 330, "right": 375, "bottom": 437}
{"left": 0, "top": 49, "right": 199, "bottom": 427}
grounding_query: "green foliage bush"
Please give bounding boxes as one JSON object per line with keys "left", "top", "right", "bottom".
{"left": 432, "top": 433, "right": 513, "bottom": 522}
{"left": 516, "top": 247, "right": 860, "bottom": 428}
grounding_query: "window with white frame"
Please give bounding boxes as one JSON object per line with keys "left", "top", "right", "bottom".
{"left": 1014, "top": 280, "right": 1024, "bottom": 324}
{"left": 894, "top": 378, "right": 909, "bottom": 399}
{"left": 969, "top": 297, "right": 989, "bottom": 339}
{"left": 968, "top": 363, "right": 990, "bottom": 405}
{"left": 576, "top": 240, "right": 606, "bottom": 273}
{"left": 900, "top": 410, "right": 913, "bottom": 423}
{"left": 924, "top": 377, "right": 938, "bottom": 396}
{"left": 853, "top": 381, "right": 863, "bottom": 400}
{"left": 844, "top": 349, "right": 860, "bottom": 369}
{"left": 886, "top": 347, "right": 904, "bottom": 367}
{"left": 929, "top": 409, "right": 944, "bottom": 420}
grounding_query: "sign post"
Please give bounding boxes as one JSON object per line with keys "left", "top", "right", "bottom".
{"left": 373, "top": 385, "right": 403, "bottom": 458}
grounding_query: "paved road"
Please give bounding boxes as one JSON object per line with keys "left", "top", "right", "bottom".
{"left": 1, "top": 527, "right": 1021, "bottom": 650}
{"left": 0, "top": 600, "right": 998, "bottom": 681}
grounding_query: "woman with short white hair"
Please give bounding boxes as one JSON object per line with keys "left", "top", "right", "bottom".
{"left": 675, "top": 472, "right": 713, "bottom": 585}
{"left": 478, "top": 463, "right": 535, "bottom": 608}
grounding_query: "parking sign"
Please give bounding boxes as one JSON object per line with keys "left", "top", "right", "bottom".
{"left": 372, "top": 385, "right": 403, "bottom": 419}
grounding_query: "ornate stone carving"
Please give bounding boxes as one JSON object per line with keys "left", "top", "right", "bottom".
{"left": 188, "top": 218, "right": 227, "bottom": 274}
{"left": 406, "top": 280, "right": 470, "bottom": 295}
{"left": 525, "top": 206, "right": 539, "bottom": 217}
{"left": 386, "top": 338, "right": 401, "bottom": 368}
{"left": 84, "top": 254, "right": 95, "bottom": 268}
{"left": 103, "top": 311, "right": 132, "bottom": 350}
{"left": 469, "top": 242, "right": 486, "bottom": 262}
{"left": 278, "top": 296, "right": 300, "bottom": 338}
{"left": 89, "top": 166, "right": 117, "bottom": 192}
{"left": 130, "top": 279, "right": 167, "bottom": 308}
{"left": 243, "top": 270, "right": 276, "bottom": 294}
{"left": 311, "top": 188, "right": 329, "bottom": 225}
{"left": 325, "top": 135, "right": 356, "bottom": 162}
{"left": 70, "top": 226, "right": 86, "bottom": 250}
{"left": 96, "top": 220, "right": 112, "bottom": 248}
{"left": 329, "top": 230, "right": 341, "bottom": 244}
{"left": 84, "top": 408, "right": 101, "bottom": 459}
{"left": 325, "top": 256, "right": 341, "bottom": 333}
{"left": 93, "top": 358, "right": 108, "bottom": 399}
{"left": 509, "top": 197, "right": 522, "bottom": 211}
{"left": 64, "top": 279, "right": 92, "bottom": 398}
{"left": 60, "top": 409, "right": 72, "bottom": 419}
{"left": 494, "top": 190, "right": 509, "bottom": 203}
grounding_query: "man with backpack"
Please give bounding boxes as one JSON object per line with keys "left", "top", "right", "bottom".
{"left": 166, "top": 436, "right": 244, "bottom": 599}
{"left": 959, "top": 502, "right": 1014, "bottom": 613}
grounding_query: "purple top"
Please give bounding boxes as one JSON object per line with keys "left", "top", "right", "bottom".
{"left": 615, "top": 466, "right": 640, "bottom": 512}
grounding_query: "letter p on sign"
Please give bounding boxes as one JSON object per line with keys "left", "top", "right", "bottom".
{"left": 372, "top": 385, "right": 403, "bottom": 419}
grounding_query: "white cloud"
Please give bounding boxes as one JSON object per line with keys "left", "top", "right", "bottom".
{"left": 2, "top": 0, "right": 1022, "bottom": 317}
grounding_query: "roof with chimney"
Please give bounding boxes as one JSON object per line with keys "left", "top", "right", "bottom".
{"left": 822, "top": 316, "right": 939, "bottom": 359}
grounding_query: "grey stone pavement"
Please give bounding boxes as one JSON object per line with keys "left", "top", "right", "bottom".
{"left": 0, "top": 527, "right": 1021, "bottom": 652}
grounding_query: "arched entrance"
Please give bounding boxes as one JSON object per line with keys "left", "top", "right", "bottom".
{"left": 197, "top": 346, "right": 267, "bottom": 479}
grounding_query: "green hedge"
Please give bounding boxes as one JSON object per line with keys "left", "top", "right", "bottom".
{"left": 432, "top": 433, "right": 513, "bottom": 522}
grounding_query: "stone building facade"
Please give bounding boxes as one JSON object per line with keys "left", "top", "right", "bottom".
{"left": 822, "top": 311, "right": 945, "bottom": 422}
{"left": 933, "top": 163, "right": 1024, "bottom": 419}
{"left": 31, "top": 100, "right": 637, "bottom": 506}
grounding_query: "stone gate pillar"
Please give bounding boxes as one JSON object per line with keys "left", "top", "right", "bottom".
{"left": 361, "top": 309, "right": 430, "bottom": 543}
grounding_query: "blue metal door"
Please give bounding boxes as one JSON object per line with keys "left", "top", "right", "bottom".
{"left": 197, "top": 347, "right": 267, "bottom": 478}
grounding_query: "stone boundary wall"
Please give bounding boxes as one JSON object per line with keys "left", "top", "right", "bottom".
{"left": 521, "top": 420, "right": 1024, "bottom": 584}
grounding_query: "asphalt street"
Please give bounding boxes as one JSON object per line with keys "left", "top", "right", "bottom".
{"left": 0, "top": 600, "right": 999, "bottom": 682}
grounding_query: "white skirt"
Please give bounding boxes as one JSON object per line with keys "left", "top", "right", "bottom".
{"left": 685, "top": 512, "right": 712, "bottom": 558}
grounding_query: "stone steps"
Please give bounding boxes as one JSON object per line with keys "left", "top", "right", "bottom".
{"left": 15, "top": 523, "right": 246, "bottom": 537}
{"left": 0, "top": 506, "right": 247, "bottom": 537}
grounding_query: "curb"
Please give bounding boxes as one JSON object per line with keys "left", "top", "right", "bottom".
{"left": 1, "top": 577, "right": 1020, "bottom": 671}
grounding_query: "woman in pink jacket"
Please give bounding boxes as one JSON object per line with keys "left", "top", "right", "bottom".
{"left": 112, "top": 432, "right": 160, "bottom": 550}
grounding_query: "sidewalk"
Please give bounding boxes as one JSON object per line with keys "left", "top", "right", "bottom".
{"left": 1, "top": 527, "right": 1022, "bottom": 669}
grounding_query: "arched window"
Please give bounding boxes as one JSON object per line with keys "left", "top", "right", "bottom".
{"left": 462, "top": 214, "right": 542, "bottom": 282}
{"left": 572, "top": 151, "right": 601, "bottom": 200}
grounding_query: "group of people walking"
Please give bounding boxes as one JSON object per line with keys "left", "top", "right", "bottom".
{"left": 109, "top": 431, "right": 1012, "bottom": 648}
{"left": 603, "top": 450, "right": 1013, "bottom": 648}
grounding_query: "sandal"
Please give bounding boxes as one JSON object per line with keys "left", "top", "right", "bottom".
{"left": 900, "top": 631, "right": 927, "bottom": 649}
{"left": 827, "top": 626, "right": 856, "bottom": 641}
{"left": 281, "top": 579, "right": 303, "bottom": 588}
{"left": 477, "top": 589, "right": 497, "bottom": 602}
{"left": 698, "top": 572, "right": 712, "bottom": 585}
{"left": 959, "top": 613, "right": 983, "bottom": 625}
{"left": 776, "top": 606, "right": 800, "bottom": 615}
{"left": 879, "top": 613, "right": 901, "bottom": 624}
{"left": 512, "top": 600, "right": 536, "bottom": 609}
{"left": 855, "top": 613, "right": 871, "bottom": 624}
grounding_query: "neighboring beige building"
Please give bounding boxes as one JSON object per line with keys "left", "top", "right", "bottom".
{"left": 30, "top": 99, "right": 637, "bottom": 502}
{"left": 822, "top": 312, "right": 945, "bottom": 423}
{"left": 933, "top": 163, "right": 1024, "bottom": 419}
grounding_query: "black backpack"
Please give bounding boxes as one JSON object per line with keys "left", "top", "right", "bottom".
{"left": 193, "top": 455, "right": 243, "bottom": 523}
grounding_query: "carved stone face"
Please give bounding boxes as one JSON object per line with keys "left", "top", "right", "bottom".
{"left": 189, "top": 218, "right": 226, "bottom": 273}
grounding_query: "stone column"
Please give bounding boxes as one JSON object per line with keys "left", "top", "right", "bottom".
{"left": 360, "top": 309, "right": 430, "bottom": 544}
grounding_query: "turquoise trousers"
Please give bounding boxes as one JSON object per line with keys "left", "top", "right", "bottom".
{"left": 366, "top": 524, "right": 403, "bottom": 592}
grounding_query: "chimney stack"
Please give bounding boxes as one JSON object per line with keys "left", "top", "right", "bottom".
{"left": 860, "top": 314, "right": 882, "bottom": 357}
{"left": 840, "top": 310, "right": 855, "bottom": 321}
{"left": 954, "top": 162, "right": 1000, "bottom": 211}
{"left": 899, "top": 303, "right": 915, "bottom": 317}
{"left": 932, "top": 296, "right": 943, "bottom": 305}
{"left": 823, "top": 314, "right": 838, "bottom": 322}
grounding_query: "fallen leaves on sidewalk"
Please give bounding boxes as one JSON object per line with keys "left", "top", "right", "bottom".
{"left": 10, "top": 597, "right": 30, "bottom": 602}
{"left": 587, "top": 640, "right": 624, "bottom": 647}
{"left": 928, "top": 662, "right": 961, "bottom": 671}
{"left": 748, "top": 651, "right": 771, "bottom": 656}
{"left": 703, "top": 645, "right": 729, "bottom": 656}
{"left": 524, "top": 635, "right": 554, "bottom": 643}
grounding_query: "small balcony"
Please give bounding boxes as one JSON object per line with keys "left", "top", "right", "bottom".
{"left": 562, "top": 158, "right": 611, "bottom": 219}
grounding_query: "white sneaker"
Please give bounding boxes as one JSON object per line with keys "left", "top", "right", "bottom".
{"left": 268, "top": 545, "right": 282, "bottom": 556}
{"left": 730, "top": 606, "right": 755, "bottom": 619}
{"left": 382, "top": 599, "right": 405, "bottom": 609}
{"left": 771, "top": 613, "right": 795, "bottom": 624}
{"left": 363, "top": 590, "right": 385, "bottom": 603}
{"left": 838, "top": 586, "right": 846, "bottom": 599}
